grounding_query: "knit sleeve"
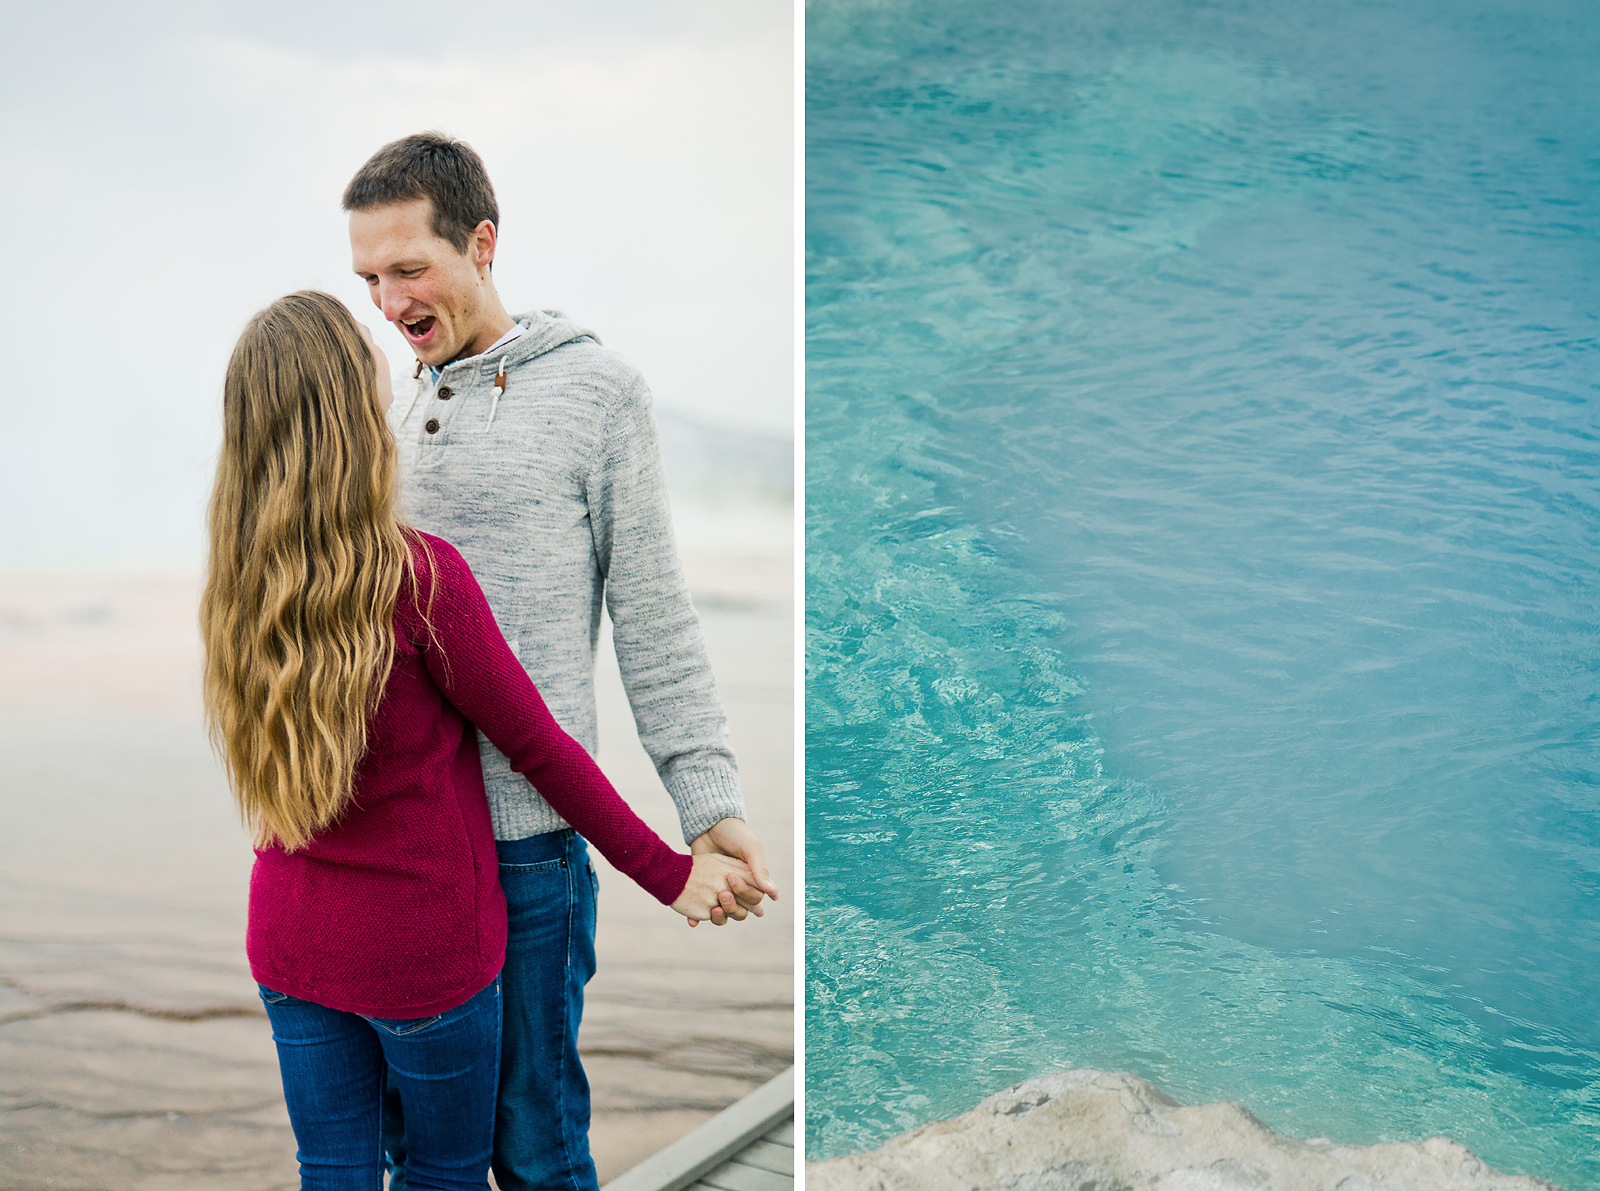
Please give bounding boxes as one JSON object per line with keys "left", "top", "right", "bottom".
{"left": 405, "top": 533, "right": 692, "bottom": 905}
{"left": 586, "top": 374, "right": 747, "bottom": 844}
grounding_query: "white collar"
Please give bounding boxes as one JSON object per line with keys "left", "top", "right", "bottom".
{"left": 483, "top": 322, "right": 526, "bottom": 354}
{"left": 427, "top": 322, "right": 525, "bottom": 381}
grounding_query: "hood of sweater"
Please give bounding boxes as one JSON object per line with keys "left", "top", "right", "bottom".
{"left": 433, "top": 308, "right": 601, "bottom": 380}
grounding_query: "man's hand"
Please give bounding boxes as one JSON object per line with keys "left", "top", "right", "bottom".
{"left": 690, "top": 818, "right": 779, "bottom": 926}
{"left": 671, "top": 853, "right": 755, "bottom": 926}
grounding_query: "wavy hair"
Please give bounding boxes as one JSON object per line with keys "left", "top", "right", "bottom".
{"left": 202, "top": 290, "right": 420, "bottom": 851}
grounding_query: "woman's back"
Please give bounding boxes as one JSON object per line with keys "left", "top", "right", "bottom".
{"left": 245, "top": 529, "right": 696, "bottom": 1019}
{"left": 246, "top": 533, "right": 507, "bottom": 1019}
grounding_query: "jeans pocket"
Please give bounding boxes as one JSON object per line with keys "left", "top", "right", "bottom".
{"left": 367, "top": 1013, "right": 444, "bottom": 1037}
{"left": 258, "top": 985, "right": 291, "bottom": 1005}
{"left": 499, "top": 857, "right": 565, "bottom": 874}
{"left": 588, "top": 861, "right": 599, "bottom": 899}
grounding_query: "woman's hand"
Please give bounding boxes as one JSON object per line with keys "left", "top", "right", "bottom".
{"left": 671, "top": 853, "right": 757, "bottom": 927}
{"left": 691, "top": 817, "right": 779, "bottom": 926}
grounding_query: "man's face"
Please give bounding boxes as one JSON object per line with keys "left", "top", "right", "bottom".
{"left": 349, "top": 198, "right": 491, "bottom": 367}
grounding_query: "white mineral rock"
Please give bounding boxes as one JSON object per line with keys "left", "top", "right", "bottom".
{"left": 806, "top": 1070, "right": 1562, "bottom": 1191}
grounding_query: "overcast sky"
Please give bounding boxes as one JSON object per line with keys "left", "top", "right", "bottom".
{"left": 3, "top": 0, "right": 793, "bottom": 567}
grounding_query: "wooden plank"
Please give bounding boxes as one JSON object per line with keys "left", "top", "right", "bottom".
{"left": 728, "top": 1140, "right": 791, "bottom": 1176}
{"left": 603, "top": 1067, "right": 794, "bottom": 1191}
{"left": 762, "top": 1120, "right": 794, "bottom": 1147}
{"left": 698, "top": 1158, "right": 791, "bottom": 1191}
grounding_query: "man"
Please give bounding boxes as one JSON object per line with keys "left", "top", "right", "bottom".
{"left": 344, "top": 131, "right": 777, "bottom": 1191}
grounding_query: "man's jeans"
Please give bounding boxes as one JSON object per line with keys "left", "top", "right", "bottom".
{"left": 386, "top": 828, "right": 600, "bottom": 1191}
{"left": 260, "top": 975, "right": 501, "bottom": 1191}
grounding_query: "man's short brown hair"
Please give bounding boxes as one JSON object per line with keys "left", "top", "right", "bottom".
{"left": 342, "top": 131, "right": 499, "bottom": 254}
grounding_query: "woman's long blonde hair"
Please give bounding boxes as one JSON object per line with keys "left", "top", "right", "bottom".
{"left": 202, "top": 290, "right": 415, "bottom": 852}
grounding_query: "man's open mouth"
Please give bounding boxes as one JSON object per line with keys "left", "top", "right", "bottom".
{"left": 400, "top": 315, "right": 437, "bottom": 342}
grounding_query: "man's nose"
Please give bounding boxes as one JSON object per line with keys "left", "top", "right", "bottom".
{"left": 375, "top": 282, "right": 410, "bottom": 323}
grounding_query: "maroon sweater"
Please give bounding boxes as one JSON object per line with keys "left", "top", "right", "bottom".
{"left": 246, "top": 532, "right": 694, "bottom": 1018}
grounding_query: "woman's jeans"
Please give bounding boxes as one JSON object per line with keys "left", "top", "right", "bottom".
{"left": 259, "top": 974, "right": 502, "bottom": 1190}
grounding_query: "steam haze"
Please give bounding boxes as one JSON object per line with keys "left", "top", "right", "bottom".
{"left": 2, "top": 0, "right": 794, "bottom": 568}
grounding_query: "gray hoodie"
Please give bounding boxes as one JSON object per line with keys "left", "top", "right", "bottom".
{"left": 392, "top": 309, "right": 744, "bottom": 844}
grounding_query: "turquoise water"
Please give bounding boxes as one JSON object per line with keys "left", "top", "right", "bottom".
{"left": 804, "top": 0, "right": 1600, "bottom": 1184}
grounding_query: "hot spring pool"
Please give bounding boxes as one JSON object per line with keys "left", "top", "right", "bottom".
{"left": 804, "top": 1, "right": 1600, "bottom": 1185}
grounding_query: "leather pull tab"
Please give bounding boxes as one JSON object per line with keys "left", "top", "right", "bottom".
{"left": 494, "top": 369, "right": 507, "bottom": 394}
{"left": 412, "top": 359, "right": 424, "bottom": 379}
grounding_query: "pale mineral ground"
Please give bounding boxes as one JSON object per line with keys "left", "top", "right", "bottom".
{"left": 807, "top": 1071, "right": 1565, "bottom": 1191}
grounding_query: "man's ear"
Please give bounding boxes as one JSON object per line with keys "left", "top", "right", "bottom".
{"left": 472, "top": 219, "right": 497, "bottom": 271}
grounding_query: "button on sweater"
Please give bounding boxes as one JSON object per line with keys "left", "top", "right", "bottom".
{"left": 245, "top": 531, "right": 694, "bottom": 1019}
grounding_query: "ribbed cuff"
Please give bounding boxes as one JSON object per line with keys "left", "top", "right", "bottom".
{"left": 665, "top": 761, "right": 747, "bottom": 845}
{"left": 635, "top": 845, "right": 695, "bottom": 906}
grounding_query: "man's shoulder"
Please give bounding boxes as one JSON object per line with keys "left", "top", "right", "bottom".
{"left": 519, "top": 337, "right": 647, "bottom": 404}
{"left": 507, "top": 309, "right": 648, "bottom": 405}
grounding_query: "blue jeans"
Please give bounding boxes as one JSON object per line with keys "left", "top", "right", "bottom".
{"left": 260, "top": 975, "right": 502, "bottom": 1190}
{"left": 386, "top": 829, "right": 599, "bottom": 1191}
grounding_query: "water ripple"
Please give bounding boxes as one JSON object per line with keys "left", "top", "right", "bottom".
{"left": 807, "top": 0, "right": 1600, "bottom": 1185}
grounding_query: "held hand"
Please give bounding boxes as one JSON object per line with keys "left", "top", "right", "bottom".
{"left": 671, "top": 853, "right": 756, "bottom": 927}
{"left": 690, "top": 818, "right": 780, "bottom": 924}
{"left": 702, "top": 869, "right": 766, "bottom": 927}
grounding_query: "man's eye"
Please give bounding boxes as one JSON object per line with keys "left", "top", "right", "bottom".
{"left": 402, "top": 268, "right": 426, "bottom": 278}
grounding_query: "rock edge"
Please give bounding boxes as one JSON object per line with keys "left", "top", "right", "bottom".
{"left": 806, "top": 1070, "right": 1564, "bottom": 1191}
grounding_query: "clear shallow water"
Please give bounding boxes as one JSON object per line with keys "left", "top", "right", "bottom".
{"left": 804, "top": 0, "right": 1600, "bottom": 1184}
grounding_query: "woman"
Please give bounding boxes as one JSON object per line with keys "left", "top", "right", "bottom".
{"left": 200, "top": 290, "right": 748, "bottom": 1190}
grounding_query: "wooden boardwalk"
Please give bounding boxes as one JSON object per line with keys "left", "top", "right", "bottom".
{"left": 603, "top": 1067, "right": 794, "bottom": 1191}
